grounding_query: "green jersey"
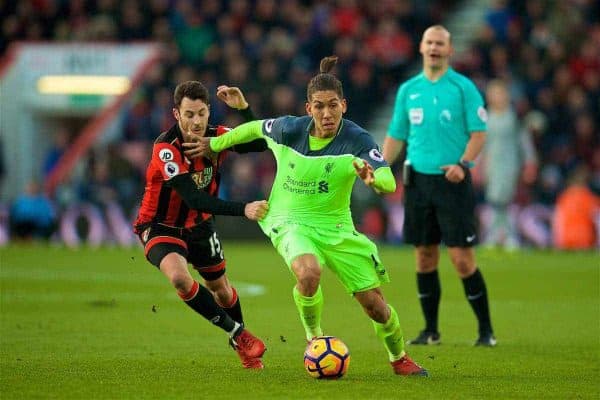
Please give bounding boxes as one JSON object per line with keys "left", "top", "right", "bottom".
{"left": 259, "top": 116, "right": 389, "bottom": 231}
{"left": 387, "top": 67, "right": 487, "bottom": 174}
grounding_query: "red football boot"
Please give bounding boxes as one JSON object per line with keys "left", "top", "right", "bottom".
{"left": 230, "top": 329, "right": 266, "bottom": 369}
{"left": 390, "top": 354, "right": 429, "bottom": 376}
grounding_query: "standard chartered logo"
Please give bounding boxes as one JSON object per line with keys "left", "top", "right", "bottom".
{"left": 283, "top": 176, "right": 329, "bottom": 194}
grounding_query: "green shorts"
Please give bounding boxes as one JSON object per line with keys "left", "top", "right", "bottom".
{"left": 264, "top": 223, "right": 390, "bottom": 294}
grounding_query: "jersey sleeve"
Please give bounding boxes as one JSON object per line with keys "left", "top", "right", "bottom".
{"left": 354, "top": 131, "right": 388, "bottom": 170}
{"left": 464, "top": 80, "right": 487, "bottom": 133}
{"left": 210, "top": 120, "right": 264, "bottom": 152}
{"left": 151, "top": 142, "right": 189, "bottom": 181}
{"left": 386, "top": 84, "right": 409, "bottom": 140}
{"left": 261, "top": 116, "right": 295, "bottom": 144}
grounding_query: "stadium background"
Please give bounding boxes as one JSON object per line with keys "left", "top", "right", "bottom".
{"left": 0, "top": 0, "right": 598, "bottom": 248}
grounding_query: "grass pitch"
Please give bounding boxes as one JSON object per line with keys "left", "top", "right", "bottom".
{"left": 1, "top": 243, "right": 598, "bottom": 399}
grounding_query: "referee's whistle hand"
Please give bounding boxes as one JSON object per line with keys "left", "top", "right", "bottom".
{"left": 245, "top": 200, "right": 269, "bottom": 221}
{"left": 441, "top": 164, "right": 465, "bottom": 183}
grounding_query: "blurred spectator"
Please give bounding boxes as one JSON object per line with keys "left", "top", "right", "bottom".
{"left": 220, "top": 156, "right": 265, "bottom": 202}
{"left": 0, "top": 137, "right": 5, "bottom": 191}
{"left": 42, "top": 127, "right": 71, "bottom": 178}
{"left": 78, "top": 158, "right": 119, "bottom": 208}
{"left": 365, "top": 18, "right": 413, "bottom": 69}
{"left": 173, "top": 10, "right": 216, "bottom": 65}
{"left": 573, "top": 112, "right": 598, "bottom": 167}
{"left": 331, "top": 0, "right": 364, "bottom": 37}
{"left": 590, "top": 147, "right": 600, "bottom": 195}
{"left": 118, "top": 0, "right": 149, "bottom": 40}
{"left": 106, "top": 144, "right": 143, "bottom": 212}
{"left": 552, "top": 166, "right": 600, "bottom": 250}
{"left": 459, "top": 0, "right": 600, "bottom": 214}
{"left": 344, "top": 61, "right": 376, "bottom": 127}
{"left": 123, "top": 93, "right": 154, "bottom": 142}
{"left": 485, "top": 0, "right": 513, "bottom": 43}
{"left": 10, "top": 181, "right": 57, "bottom": 240}
{"left": 481, "top": 79, "right": 538, "bottom": 249}
{"left": 150, "top": 86, "right": 174, "bottom": 134}
{"left": 569, "top": 41, "right": 600, "bottom": 86}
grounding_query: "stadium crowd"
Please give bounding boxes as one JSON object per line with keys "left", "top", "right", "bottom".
{"left": 1, "top": 0, "right": 598, "bottom": 248}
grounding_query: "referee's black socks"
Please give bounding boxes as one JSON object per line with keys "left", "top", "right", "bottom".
{"left": 416, "top": 270, "right": 441, "bottom": 333}
{"left": 462, "top": 268, "right": 493, "bottom": 335}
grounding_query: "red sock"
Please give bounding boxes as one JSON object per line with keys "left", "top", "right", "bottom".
{"left": 218, "top": 287, "right": 243, "bottom": 324}
{"left": 178, "top": 281, "right": 200, "bottom": 301}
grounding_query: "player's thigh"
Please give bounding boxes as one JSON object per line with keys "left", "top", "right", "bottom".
{"left": 159, "top": 252, "right": 194, "bottom": 285}
{"left": 321, "top": 229, "right": 389, "bottom": 294}
{"left": 138, "top": 224, "right": 188, "bottom": 268}
{"left": 403, "top": 176, "right": 441, "bottom": 245}
{"left": 435, "top": 174, "right": 477, "bottom": 247}
{"left": 187, "top": 225, "right": 227, "bottom": 281}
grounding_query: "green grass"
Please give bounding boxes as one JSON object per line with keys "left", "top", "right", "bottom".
{"left": 1, "top": 243, "right": 598, "bottom": 399}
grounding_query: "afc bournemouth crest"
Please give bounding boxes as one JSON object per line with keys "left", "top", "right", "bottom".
{"left": 191, "top": 166, "right": 213, "bottom": 189}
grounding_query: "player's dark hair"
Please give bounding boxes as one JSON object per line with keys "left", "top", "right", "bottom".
{"left": 306, "top": 56, "right": 344, "bottom": 101}
{"left": 173, "top": 81, "right": 209, "bottom": 108}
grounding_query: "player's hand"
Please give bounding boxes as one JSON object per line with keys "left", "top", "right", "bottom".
{"left": 353, "top": 159, "right": 375, "bottom": 187}
{"left": 183, "top": 136, "right": 214, "bottom": 159}
{"left": 441, "top": 164, "right": 466, "bottom": 183}
{"left": 216, "top": 85, "right": 249, "bottom": 110}
{"left": 244, "top": 200, "right": 269, "bottom": 221}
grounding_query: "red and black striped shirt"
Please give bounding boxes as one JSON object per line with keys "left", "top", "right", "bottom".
{"left": 134, "top": 123, "right": 231, "bottom": 231}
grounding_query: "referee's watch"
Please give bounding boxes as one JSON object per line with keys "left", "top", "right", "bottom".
{"left": 458, "top": 159, "right": 474, "bottom": 173}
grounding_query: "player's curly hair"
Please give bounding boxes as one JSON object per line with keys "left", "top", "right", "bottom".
{"left": 307, "top": 56, "right": 344, "bottom": 101}
{"left": 173, "top": 81, "right": 209, "bottom": 108}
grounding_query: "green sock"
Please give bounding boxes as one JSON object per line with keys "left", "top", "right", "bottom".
{"left": 292, "top": 285, "right": 324, "bottom": 341}
{"left": 373, "top": 305, "right": 405, "bottom": 362}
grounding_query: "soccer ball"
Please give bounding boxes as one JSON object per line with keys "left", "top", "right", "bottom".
{"left": 303, "top": 336, "right": 350, "bottom": 379}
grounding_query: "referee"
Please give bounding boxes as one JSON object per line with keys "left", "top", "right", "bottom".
{"left": 383, "top": 25, "right": 496, "bottom": 346}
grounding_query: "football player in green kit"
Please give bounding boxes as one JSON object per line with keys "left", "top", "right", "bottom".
{"left": 194, "top": 56, "right": 428, "bottom": 376}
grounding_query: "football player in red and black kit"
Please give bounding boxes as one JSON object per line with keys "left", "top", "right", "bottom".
{"left": 134, "top": 81, "right": 268, "bottom": 369}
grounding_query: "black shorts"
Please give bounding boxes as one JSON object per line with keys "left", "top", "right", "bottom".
{"left": 403, "top": 171, "right": 477, "bottom": 247}
{"left": 136, "top": 219, "right": 226, "bottom": 281}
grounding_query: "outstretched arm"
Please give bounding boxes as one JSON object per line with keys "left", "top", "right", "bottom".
{"left": 168, "top": 174, "right": 268, "bottom": 220}
{"left": 181, "top": 120, "right": 266, "bottom": 159}
{"left": 210, "top": 120, "right": 265, "bottom": 152}
{"left": 184, "top": 86, "right": 264, "bottom": 159}
{"left": 215, "top": 86, "right": 267, "bottom": 153}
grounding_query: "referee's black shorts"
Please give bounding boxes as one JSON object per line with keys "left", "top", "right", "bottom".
{"left": 403, "top": 170, "right": 477, "bottom": 247}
